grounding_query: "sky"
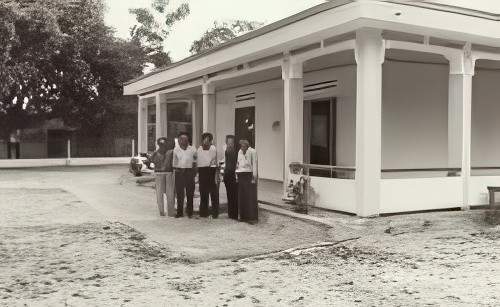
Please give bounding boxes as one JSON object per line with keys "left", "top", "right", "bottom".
{"left": 104, "top": 0, "right": 500, "bottom": 62}
{"left": 104, "top": 0, "right": 324, "bottom": 62}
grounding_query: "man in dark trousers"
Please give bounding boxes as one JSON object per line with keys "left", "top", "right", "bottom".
{"left": 197, "top": 132, "right": 219, "bottom": 218}
{"left": 223, "top": 135, "right": 238, "bottom": 220}
{"left": 173, "top": 132, "right": 197, "bottom": 218}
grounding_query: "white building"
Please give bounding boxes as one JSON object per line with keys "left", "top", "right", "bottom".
{"left": 124, "top": 0, "right": 500, "bottom": 217}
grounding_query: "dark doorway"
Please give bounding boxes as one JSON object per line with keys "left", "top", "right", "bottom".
{"left": 235, "top": 106, "right": 255, "bottom": 148}
{"left": 167, "top": 102, "right": 192, "bottom": 142}
{"left": 306, "top": 98, "right": 336, "bottom": 176}
{"left": 47, "top": 130, "right": 71, "bottom": 158}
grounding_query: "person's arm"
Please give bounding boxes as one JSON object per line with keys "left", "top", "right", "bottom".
{"left": 210, "top": 146, "right": 216, "bottom": 166}
{"left": 252, "top": 150, "right": 258, "bottom": 183}
{"left": 150, "top": 151, "right": 158, "bottom": 165}
{"left": 172, "top": 148, "right": 178, "bottom": 169}
{"left": 235, "top": 151, "right": 240, "bottom": 183}
{"left": 222, "top": 144, "right": 227, "bottom": 167}
{"left": 192, "top": 147, "right": 197, "bottom": 169}
{"left": 213, "top": 148, "right": 220, "bottom": 183}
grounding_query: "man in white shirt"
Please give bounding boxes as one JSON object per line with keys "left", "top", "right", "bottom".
{"left": 173, "top": 132, "right": 197, "bottom": 218}
{"left": 197, "top": 132, "right": 219, "bottom": 218}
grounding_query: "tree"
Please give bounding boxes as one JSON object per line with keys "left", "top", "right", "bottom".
{"left": 0, "top": 0, "right": 146, "bottom": 140}
{"left": 190, "top": 20, "right": 263, "bottom": 55}
{"left": 129, "top": 0, "right": 190, "bottom": 68}
{"left": 52, "top": 0, "right": 145, "bottom": 132}
{"left": 0, "top": 0, "right": 64, "bottom": 139}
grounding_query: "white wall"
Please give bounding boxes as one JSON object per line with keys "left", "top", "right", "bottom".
{"left": 469, "top": 176, "right": 500, "bottom": 206}
{"left": 215, "top": 80, "right": 284, "bottom": 181}
{"left": 213, "top": 60, "right": 475, "bottom": 182}
{"left": 382, "top": 61, "right": 449, "bottom": 169}
{"left": 303, "top": 61, "right": 451, "bottom": 171}
{"left": 215, "top": 65, "right": 358, "bottom": 181}
{"left": 302, "top": 61, "right": 452, "bottom": 171}
{"left": 471, "top": 69, "right": 500, "bottom": 167}
{"left": 380, "top": 177, "right": 462, "bottom": 213}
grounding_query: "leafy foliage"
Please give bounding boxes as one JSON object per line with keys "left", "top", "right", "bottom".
{"left": 129, "top": 0, "right": 190, "bottom": 68}
{"left": 190, "top": 20, "right": 263, "bottom": 55}
{"left": 0, "top": 0, "right": 145, "bottom": 138}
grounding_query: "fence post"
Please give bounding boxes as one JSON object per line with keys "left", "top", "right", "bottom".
{"left": 66, "top": 139, "right": 71, "bottom": 166}
{"left": 131, "top": 139, "right": 135, "bottom": 157}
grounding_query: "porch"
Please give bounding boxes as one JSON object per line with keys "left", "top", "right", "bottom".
{"left": 124, "top": 1, "right": 500, "bottom": 217}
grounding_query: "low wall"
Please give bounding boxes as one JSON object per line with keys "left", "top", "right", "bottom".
{"left": 380, "top": 177, "right": 463, "bottom": 214}
{"left": 0, "top": 157, "right": 130, "bottom": 168}
{"left": 291, "top": 174, "right": 357, "bottom": 214}
{"left": 469, "top": 176, "right": 500, "bottom": 206}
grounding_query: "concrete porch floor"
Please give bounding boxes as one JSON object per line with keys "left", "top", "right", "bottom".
{"left": 257, "top": 178, "right": 360, "bottom": 229}
{"left": 257, "top": 179, "right": 284, "bottom": 206}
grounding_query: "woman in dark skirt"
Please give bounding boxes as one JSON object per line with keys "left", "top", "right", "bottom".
{"left": 236, "top": 139, "right": 258, "bottom": 223}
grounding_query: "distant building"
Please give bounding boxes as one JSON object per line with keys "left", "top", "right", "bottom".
{"left": 0, "top": 96, "right": 137, "bottom": 159}
{"left": 124, "top": 0, "right": 500, "bottom": 216}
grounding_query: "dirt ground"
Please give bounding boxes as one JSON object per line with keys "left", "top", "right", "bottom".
{"left": 0, "top": 166, "right": 499, "bottom": 306}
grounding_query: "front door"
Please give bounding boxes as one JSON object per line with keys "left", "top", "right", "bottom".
{"left": 305, "top": 98, "right": 336, "bottom": 176}
{"left": 235, "top": 106, "right": 255, "bottom": 148}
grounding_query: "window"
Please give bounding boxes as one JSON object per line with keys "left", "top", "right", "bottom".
{"left": 147, "top": 104, "right": 156, "bottom": 152}
{"left": 167, "top": 102, "right": 192, "bottom": 143}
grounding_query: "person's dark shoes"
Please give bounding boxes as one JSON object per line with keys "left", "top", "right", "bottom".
{"left": 187, "top": 215, "right": 193, "bottom": 219}
{"left": 211, "top": 215, "right": 218, "bottom": 219}
{"left": 175, "top": 213, "right": 183, "bottom": 218}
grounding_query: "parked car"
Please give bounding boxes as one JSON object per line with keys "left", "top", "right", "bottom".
{"left": 129, "top": 153, "right": 155, "bottom": 176}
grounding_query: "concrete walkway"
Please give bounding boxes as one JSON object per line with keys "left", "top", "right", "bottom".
{"left": 0, "top": 157, "right": 130, "bottom": 168}
{"left": 0, "top": 166, "right": 335, "bottom": 261}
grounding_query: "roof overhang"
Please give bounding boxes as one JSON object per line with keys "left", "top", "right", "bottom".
{"left": 124, "top": 0, "right": 500, "bottom": 96}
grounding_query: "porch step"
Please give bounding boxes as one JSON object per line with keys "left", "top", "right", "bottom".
{"left": 258, "top": 202, "right": 335, "bottom": 228}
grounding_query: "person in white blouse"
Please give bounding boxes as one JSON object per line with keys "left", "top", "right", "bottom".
{"left": 197, "top": 132, "right": 219, "bottom": 218}
{"left": 173, "top": 132, "right": 197, "bottom": 218}
{"left": 236, "top": 139, "right": 258, "bottom": 223}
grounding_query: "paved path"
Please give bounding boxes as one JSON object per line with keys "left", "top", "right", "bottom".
{"left": 0, "top": 166, "right": 332, "bottom": 261}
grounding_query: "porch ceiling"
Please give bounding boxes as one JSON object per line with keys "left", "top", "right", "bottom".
{"left": 476, "top": 59, "right": 500, "bottom": 70}
{"left": 212, "top": 67, "right": 282, "bottom": 91}
{"left": 385, "top": 49, "right": 448, "bottom": 64}
{"left": 303, "top": 50, "right": 356, "bottom": 72}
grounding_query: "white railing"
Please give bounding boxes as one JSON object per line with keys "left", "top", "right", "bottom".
{"left": 290, "top": 162, "right": 355, "bottom": 179}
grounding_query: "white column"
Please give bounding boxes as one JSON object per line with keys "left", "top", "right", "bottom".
{"left": 161, "top": 100, "right": 168, "bottom": 138}
{"left": 448, "top": 75, "right": 463, "bottom": 170}
{"left": 154, "top": 93, "right": 168, "bottom": 140}
{"left": 448, "top": 45, "right": 475, "bottom": 209}
{"left": 202, "top": 82, "right": 216, "bottom": 135}
{"left": 191, "top": 99, "right": 199, "bottom": 147}
{"left": 282, "top": 58, "right": 304, "bottom": 192}
{"left": 137, "top": 97, "right": 147, "bottom": 153}
{"left": 354, "top": 28, "right": 385, "bottom": 217}
{"left": 155, "top": 93, "right": 162, "bottom": 147}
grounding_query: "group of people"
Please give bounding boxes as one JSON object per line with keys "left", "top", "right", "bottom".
{"left": 151, "top": 132, "right": 258, "bottom": 224}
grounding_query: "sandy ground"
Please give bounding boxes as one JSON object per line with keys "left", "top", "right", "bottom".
{"left": 0, "top": 166, "right": 499, "bottom": 306}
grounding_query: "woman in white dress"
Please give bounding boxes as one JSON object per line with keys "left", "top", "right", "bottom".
{"left": 236, "top": 139, "right": 258, "bottom": 223}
